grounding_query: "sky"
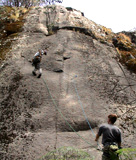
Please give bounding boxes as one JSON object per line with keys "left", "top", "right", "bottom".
{"left": 61, "top": 0, "right": 136, "bottom": 33}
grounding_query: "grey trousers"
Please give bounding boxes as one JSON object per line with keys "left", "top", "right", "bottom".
{"left": 33, "top": 63, "right": 42, "bottom": 75}
{"left": 33, "top": 68, "right": 42, "bottom": 74}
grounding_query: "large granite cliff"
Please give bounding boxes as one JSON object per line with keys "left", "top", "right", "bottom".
{"left": 0, "top": 5, "right": 136, "bottom": 159}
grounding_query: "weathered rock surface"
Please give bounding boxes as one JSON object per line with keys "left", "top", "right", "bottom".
{"left": 0, "top": 5, "right": 136, "bottom": 160}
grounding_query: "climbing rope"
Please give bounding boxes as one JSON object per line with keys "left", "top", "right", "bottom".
{"left": 72, "top": 76, "right": 95, "bottom": 136}
{"left": 42, "top": 77, "right": 101, "bottom": 150}
{"left": 72, "top": 75, "right": 102, "bottom": 150}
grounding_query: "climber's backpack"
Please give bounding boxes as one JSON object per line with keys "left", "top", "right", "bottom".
{"left": 32, "top": 56, "right": 41, "bottom": 65}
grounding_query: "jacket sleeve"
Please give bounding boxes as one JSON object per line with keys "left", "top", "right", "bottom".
{"left": 98, "top": 124, "right": 104, "bottom": 136}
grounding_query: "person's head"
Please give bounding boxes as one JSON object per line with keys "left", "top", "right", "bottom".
{"left": 38, "top": 49, "right": 47, "bottom": 55}
{"left": 108, "top": 114, "right": 117, "bottom": 124}
{"left": 43, "top": 50, "right": 47, "bottom": 55}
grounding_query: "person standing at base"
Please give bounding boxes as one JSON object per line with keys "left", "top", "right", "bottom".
{"left": 32, "top": 49, "right": 47, "bottom": 78}
{"left": 95, "top": 114, "right": 122, "bottom": 160}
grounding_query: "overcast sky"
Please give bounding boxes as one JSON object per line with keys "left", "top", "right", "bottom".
{"left": 61, "top": 0, "right": 136, "bottom": 33}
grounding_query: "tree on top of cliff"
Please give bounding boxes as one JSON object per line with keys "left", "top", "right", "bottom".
{"left": 1, "top": 0, "right": 63, "bottom": 7}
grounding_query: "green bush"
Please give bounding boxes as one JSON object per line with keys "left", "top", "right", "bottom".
{"left": 117, "top": 148, "right": 136, "bottom": 160}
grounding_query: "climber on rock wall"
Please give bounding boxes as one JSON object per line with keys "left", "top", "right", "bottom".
{"left": 32, "top": 49, "right": 47, "bottom": 78}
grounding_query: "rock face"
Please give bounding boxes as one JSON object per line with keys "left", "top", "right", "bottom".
{"left": 0, "top": 5, "right": 136, "bottom": 160}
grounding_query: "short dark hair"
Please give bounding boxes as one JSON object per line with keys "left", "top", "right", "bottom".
{"left": 108, "top": 114, "right": 117, "bottom": 124}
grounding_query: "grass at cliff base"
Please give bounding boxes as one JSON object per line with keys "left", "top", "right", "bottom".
{"left": 38, "top": 146, "right": 94, "bottom": 160}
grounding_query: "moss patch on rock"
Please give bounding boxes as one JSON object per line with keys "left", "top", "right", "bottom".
{"left": 0, "top": 6, "right": 29, "bottom": 63}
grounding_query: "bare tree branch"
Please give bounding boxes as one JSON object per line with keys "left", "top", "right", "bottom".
{"left": 1, "top": 0, "right": 63, "bottom": 7}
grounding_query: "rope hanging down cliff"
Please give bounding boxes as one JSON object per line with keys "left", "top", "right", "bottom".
{"left": 72, "top": 75, "right": 101, "bottom": 150}
{"left": 42, "top": 76, "right": 101, "bottom": 150}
